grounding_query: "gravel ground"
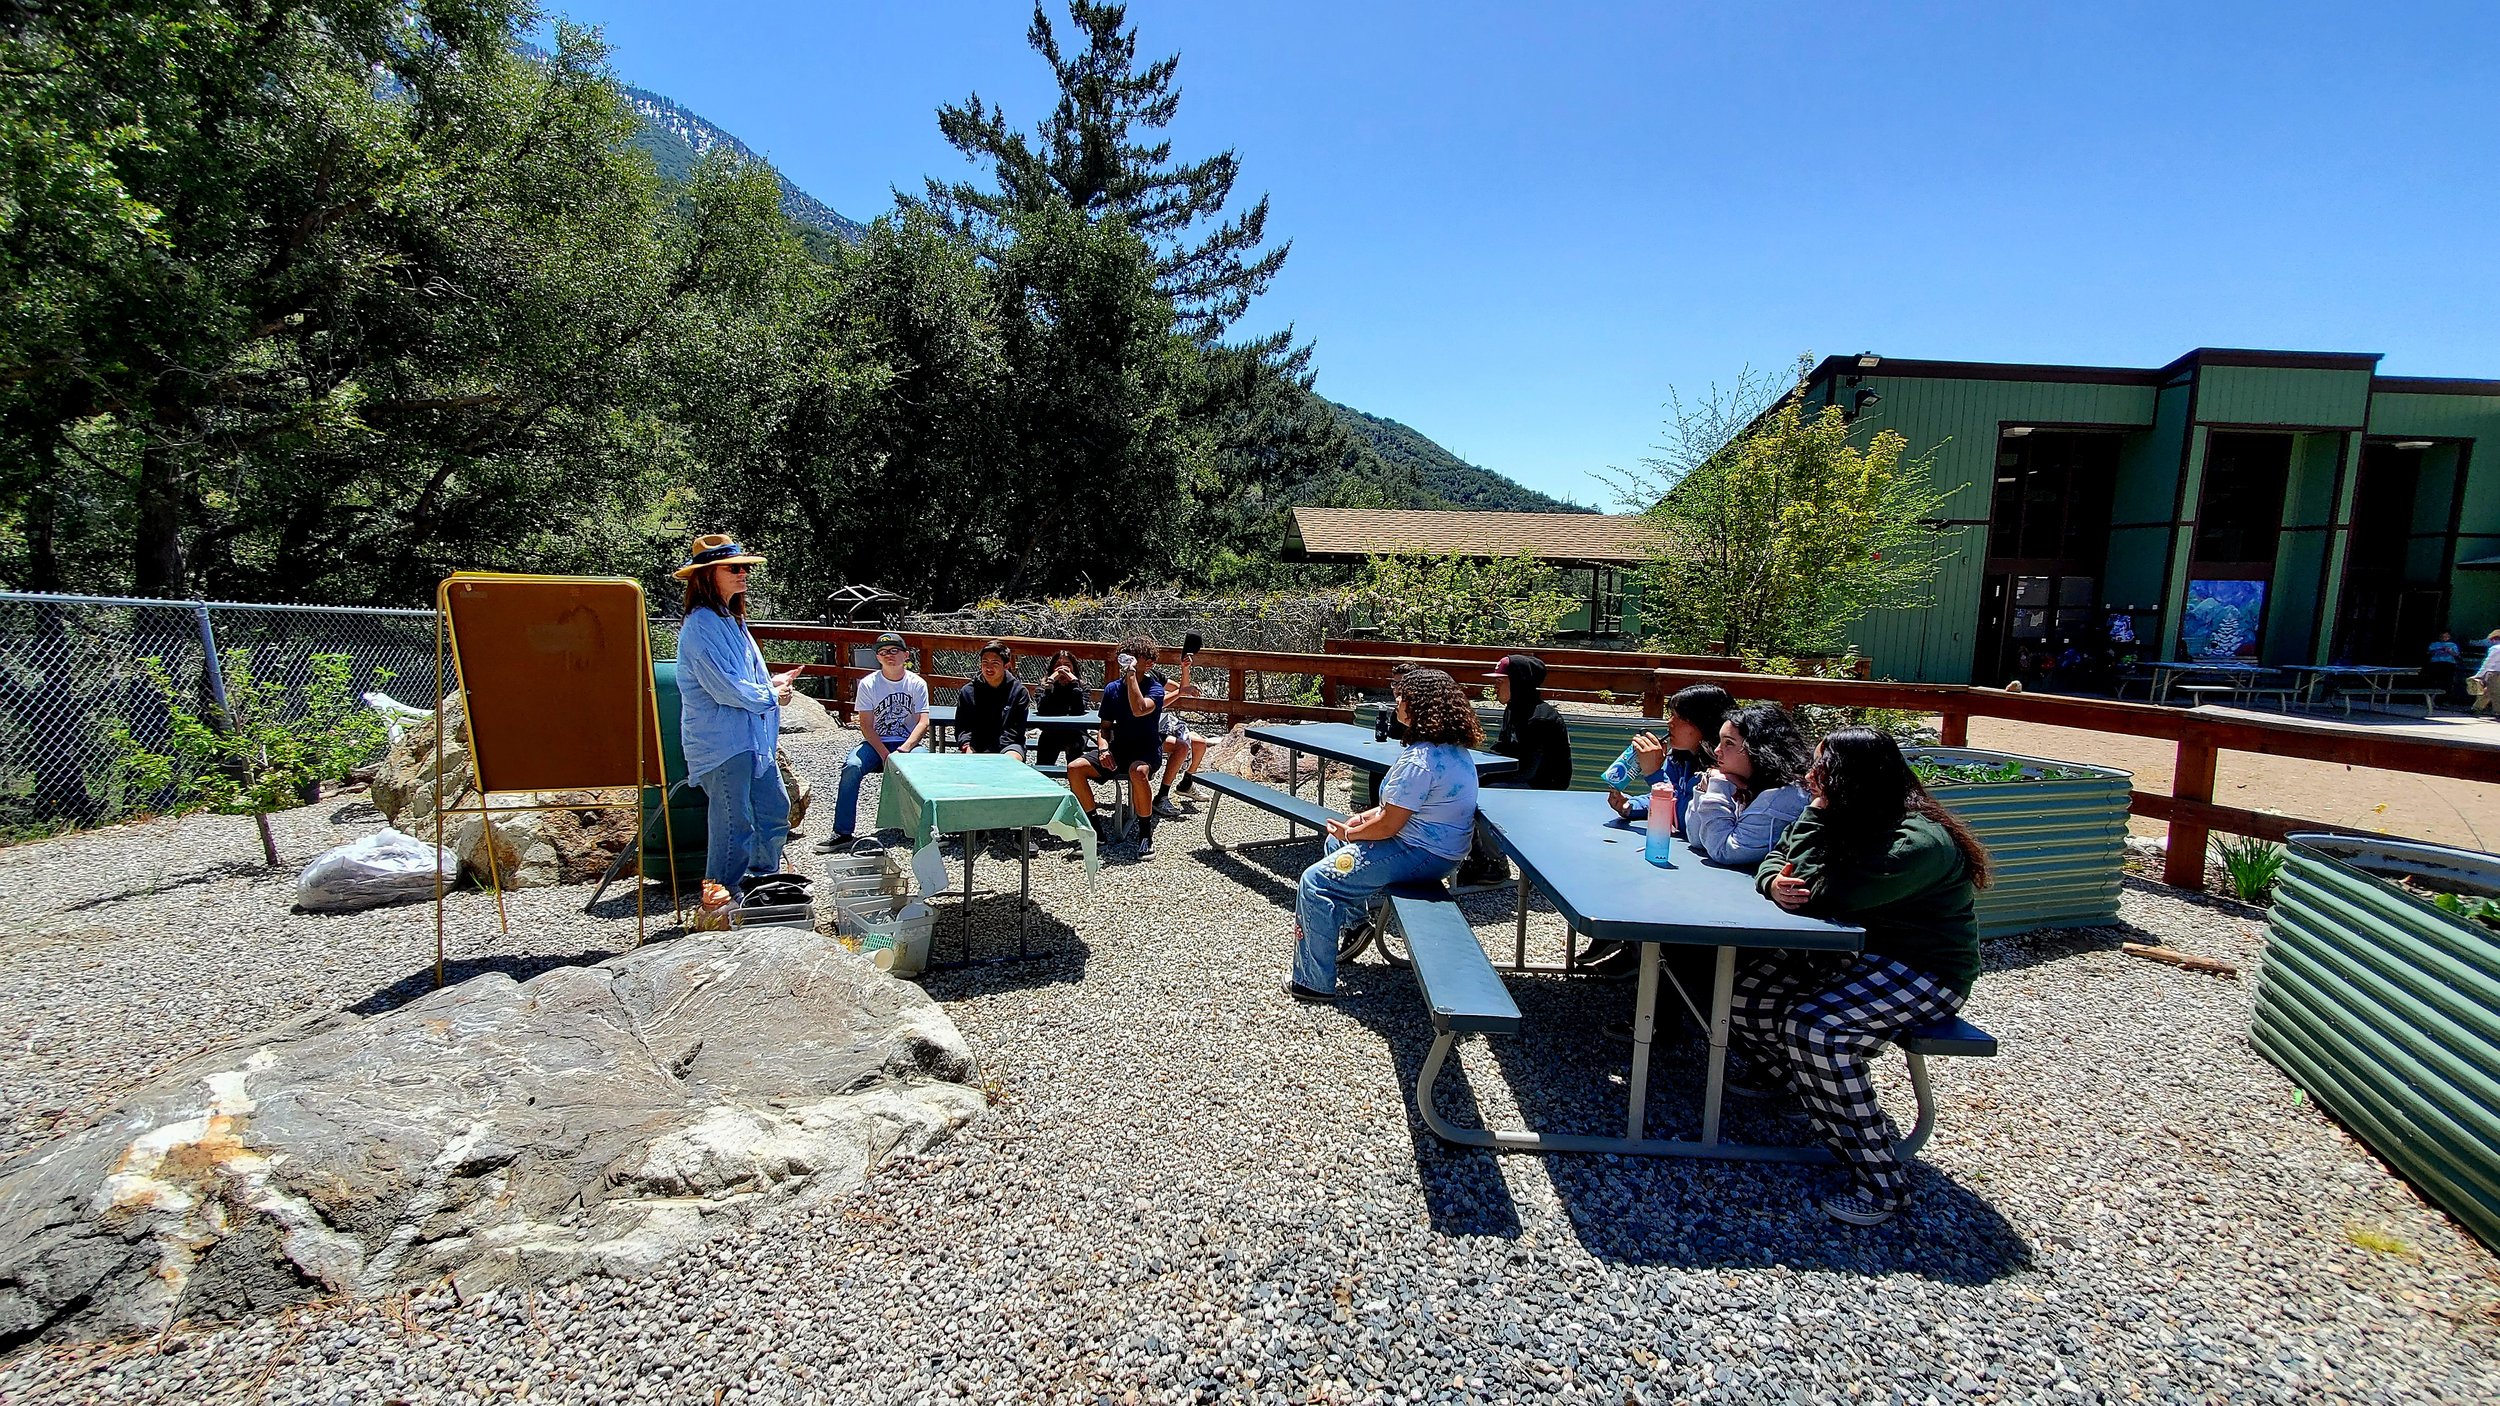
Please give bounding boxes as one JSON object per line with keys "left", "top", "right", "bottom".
{"left": 3, "top": 727, "right": 2498, "bottom": 1402}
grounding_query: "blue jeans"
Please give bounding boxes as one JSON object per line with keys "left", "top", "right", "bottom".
{"left": 699, "top": 753, "right": 790, "bottom": 897}
{"left": 1293, "top": 834, "right": 1461, "bottom": 993}
{"left": 834, "top": 740, "right": 915, "bottom": 837}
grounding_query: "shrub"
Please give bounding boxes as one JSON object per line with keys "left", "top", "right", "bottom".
{"left": 2214, "top": 836, "right": 2287, "bottom": 902}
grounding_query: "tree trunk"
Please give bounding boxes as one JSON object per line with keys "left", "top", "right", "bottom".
{"left": 255, "top": 812, "right": 280, "bottom": 868}
{"left": 24, "top": 480, "right": 59, "bottom": 593}
{"left": 134, "top": 425, "right": 189, "bottom": 598}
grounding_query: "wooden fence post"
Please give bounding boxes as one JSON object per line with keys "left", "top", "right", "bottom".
{"left": 1939, "top": 710, "right": 1969, "bottom": 747}
{"left": 1641, "top": 670, "right": 1667, "bottom": 719}
{"left": 2165, "top": 739, "right": 2217, "bottom": 889}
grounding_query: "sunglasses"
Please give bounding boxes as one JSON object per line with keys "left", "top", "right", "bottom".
{"left": 877, "top": 646, "right": 906, "bottom": 656}
{"left": 719, "top": 564, "right": 752, "bottom": 576}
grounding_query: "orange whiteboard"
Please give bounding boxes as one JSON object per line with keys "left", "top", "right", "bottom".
{"left": 439, "top": 574, "right": 663, "bottom": 793}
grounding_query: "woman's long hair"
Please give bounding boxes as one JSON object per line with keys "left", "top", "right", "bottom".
{"left": 1812, "top": 727, "right": 1993, "bottom": 889}
{"left": 1668, "top": 683, "right": 1735, "bottom": 767}
{"left": 1397, "top": 668, "right": 1484, "bottom": 748}
{"left": 681, "top": 565, "right": 744, "bottom": 622}
{"left": 1723, "top": 703, "right": 1811, "bottom": 798}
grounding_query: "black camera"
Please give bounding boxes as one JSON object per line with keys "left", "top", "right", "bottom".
{"left": 1374, "top": 712, "right": 1405, "bottom": 743}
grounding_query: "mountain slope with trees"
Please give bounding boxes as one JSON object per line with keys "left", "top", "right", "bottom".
{"left": 1326, "top": 400, "right": 1589, "bottom": 513}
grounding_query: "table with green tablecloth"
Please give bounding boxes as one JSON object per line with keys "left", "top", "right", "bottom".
{"left": 873, "top": 752, "right": 1097, "bottom": 964}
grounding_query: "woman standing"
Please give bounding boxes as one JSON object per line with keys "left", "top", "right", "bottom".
{"left": 1684, "top": 703, "right": 1812, "bottom": 866}
{"left": 1743, "top": 727, "right": 1991, "bottom": 1226}
{"left": 673, "top": 534, "right": 800, "bottom": 902}
{"left": 1289, "top": 668, "right": 1483, "bottom": 1001}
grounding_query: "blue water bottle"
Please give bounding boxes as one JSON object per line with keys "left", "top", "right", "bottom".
{"left": 1644, "top": 783, "right": 1677, "bottom": 867}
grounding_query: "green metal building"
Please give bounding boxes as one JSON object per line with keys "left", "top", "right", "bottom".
{"left": 1802, "top": 349, "right": 2500, "bottom": 684}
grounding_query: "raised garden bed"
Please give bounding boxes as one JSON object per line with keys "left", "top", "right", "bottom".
{"left": 2253, "top": 834, "right": 2500, "bottom": 1250}
{"left": 1905, "top": 746, "right": 2132, "bottom": 939}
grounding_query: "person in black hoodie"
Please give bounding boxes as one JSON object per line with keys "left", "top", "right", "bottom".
{"left": 1457, "top": 653, "right": 1572, "bottom": 886}
{"left": 954, "top": 640, "right": 1032, "bottom": 759}
{"left": 1030, "top": 649, "right": 1090, "bottom": 766}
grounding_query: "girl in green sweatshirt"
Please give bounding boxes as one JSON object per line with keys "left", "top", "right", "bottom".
{"left": 1739, "top": 727, "right": 1992, "bottom": 1227}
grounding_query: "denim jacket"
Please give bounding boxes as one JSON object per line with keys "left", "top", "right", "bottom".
{"left": 677, "top": 608, "right": 778, "bottom": 779}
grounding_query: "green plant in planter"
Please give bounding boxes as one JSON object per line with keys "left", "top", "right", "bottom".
{"left": 2427, "top": 889, "right": 2500, "bottom": 931}
{"left": 2215, "top": 835, "right": 2287, "bottom": 902}
{"left": 107, "top": 651, "right": 391, "bottom": 867}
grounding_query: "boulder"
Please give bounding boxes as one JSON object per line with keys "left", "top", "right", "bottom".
{"left": 778, "top": 689, "right": 835, "bottom": 734}
{"left": 778, "top": 746, "right": 813, "bottom": 831}
{"left": 0, "top": 931, "right": 981, "bottom": 1346}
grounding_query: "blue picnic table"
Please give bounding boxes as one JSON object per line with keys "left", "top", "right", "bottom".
{"left": 1242, "top": 722, "right": 1517, "bottom": 830}
{"left": 1461, "top": 787, "right": 1869, "bottom": 1160}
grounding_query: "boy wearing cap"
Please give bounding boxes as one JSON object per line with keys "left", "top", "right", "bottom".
{"left": 830, "top": 631, "right": 930, "bottom": 843}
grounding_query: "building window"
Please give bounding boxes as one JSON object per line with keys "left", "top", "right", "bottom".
{"left": 2192, "top": 432, "right": 2293, "bottom": 570}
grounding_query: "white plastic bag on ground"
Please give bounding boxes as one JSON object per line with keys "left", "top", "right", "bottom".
{"left": 296, "top": 828, "right": 459, "bottom": 912}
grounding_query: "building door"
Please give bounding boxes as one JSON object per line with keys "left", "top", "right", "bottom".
{"left": 2333, "top": 441, "right": 2459, "bottom": 664}
{"left": 1973, "top": 430, "right": 2119, "bottom": 686}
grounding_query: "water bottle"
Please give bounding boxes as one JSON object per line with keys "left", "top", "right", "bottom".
{"left": 1644, "top": 783, "right": 1677, "bottom": 866}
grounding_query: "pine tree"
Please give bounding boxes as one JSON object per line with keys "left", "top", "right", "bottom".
{"left": 2204, "top": 608, "right": 2247, "bottom": 659}
{"left": 911, "top": 1, "right": 1288, "bottom": 341}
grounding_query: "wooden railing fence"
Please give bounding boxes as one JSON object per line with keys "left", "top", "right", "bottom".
{"left": 748, "top": 623, "right": 2500, "bottom": 889}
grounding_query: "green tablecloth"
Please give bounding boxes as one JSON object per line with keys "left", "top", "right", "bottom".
{"left": 875, "top": 752, "right": 1099, "bottom": 875}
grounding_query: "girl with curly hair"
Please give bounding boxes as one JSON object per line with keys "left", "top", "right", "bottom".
{"left": 1288, "top": 668, "right": 1484, "bottom": 1001}
{"left": 1742, "top": 726, "right": 1990, "bottom": 1227}
{"left": 1683, "top": 702, "right": 1812, "bottom": 866}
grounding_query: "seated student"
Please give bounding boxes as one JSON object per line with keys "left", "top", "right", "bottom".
{"left": 1031, "top": 649, "right": 1091, "bottom": 766}
{"left": 829, "top": 631, "right": 930, "bottom": 845}
{"left": 955, "top": 639, "right": 1032, "bottom": 760}
{"left": 1067, "top": 636, "right": 1166, "bottom": 854}
{"left": 1607, "top": 683, "right": 1738, "bottom": 834}
{"left": 1741, "top": 727, "right": 1990, "bottom": 1227}
{"left": 1288, "top": 668, "right": 1482, "bottom": 1002}
{"left": 1152, "top": 653, "right": 1211, "bottom": 818}
{"left": 1684, "top": 702, "right": 1811, "bottom": 866}
{"left": 1456, "top": 653, "right": 1572, "bottom": 886}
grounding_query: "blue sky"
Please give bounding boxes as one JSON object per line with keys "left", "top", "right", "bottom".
{"left": 549, "top": 1, "right": 2500, "bottom": 506}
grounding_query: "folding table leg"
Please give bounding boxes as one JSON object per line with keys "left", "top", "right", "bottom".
{"left": 1286, "top": 751, "right": 1299, "bottom": 838}
{"left": 1625, "top": 943, "right": 1661, "bottom": 1139}
{"left": 960, "top": 833, "right": 977, "bottom": 965}
{"left": 1512, "top": 874, "right": 1530, "bottom": 968}
{"left": 1017, "top": 826, "right": 1032, "bottom": 957}
{"left": 1699, "top": 946, "right": 1737, "bottom": 1146}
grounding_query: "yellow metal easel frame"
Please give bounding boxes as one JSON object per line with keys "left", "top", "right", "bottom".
{"left": 430, "top": 572, "right": 681, "bottom": 986}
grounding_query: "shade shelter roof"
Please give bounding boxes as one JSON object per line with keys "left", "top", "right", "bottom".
{"left": 1286, "top": 508, "right": 1662, "bottom": 565}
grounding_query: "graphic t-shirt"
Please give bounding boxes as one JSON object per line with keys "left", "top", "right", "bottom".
{"left": 855, "top": 670, "right": 930, "bottom": 745}
{"left": 1380, "top": 742, "right": 1481, "bottom": 861}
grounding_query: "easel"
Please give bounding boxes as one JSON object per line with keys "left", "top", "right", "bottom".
{"left": 431, "top": 573, "right": 680, "bottom": 986}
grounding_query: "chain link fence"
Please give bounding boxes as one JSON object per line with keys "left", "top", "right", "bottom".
{"left": 0, "top": 593, "right": 447, "bottom": 839}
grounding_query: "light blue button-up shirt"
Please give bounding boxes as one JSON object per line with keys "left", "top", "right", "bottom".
{"left": 677, "top": 608, "right": 779, "bottom": 780}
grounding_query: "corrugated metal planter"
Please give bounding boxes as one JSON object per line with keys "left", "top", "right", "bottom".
{"left": 1905, "top": 747, "right": 2132, "bottom": 939}
{"left": 2252, "top": 835, "right": 2500, "bottom": 1250}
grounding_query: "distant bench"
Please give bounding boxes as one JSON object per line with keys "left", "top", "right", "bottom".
{"left": 1197, "top": 771, "right": 1345, "bottom": 851}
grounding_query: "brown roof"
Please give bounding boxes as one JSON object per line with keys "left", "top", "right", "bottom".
{"left": 1288, "top": 508, "right": 1662, "bottom": 564}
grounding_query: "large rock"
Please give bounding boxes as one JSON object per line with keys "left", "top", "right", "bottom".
{"left": 779, "top": 689, "right": 835, "bottom": 734}
{"left": 370, "top": 697, "right": 659, "bottom": 888}
{"left": 0, "top": 932, "right": 982, "bottom": 1346}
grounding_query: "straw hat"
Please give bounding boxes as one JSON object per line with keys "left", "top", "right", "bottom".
{"left": 671, "top": 533, "right": 766, "bottom": 580}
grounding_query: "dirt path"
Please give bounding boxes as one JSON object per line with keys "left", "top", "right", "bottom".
{"left": 1965, "top": 714, "right": 2500, "bottom": 851}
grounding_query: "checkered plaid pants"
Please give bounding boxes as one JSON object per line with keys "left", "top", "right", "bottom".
{"left": 1726, "top": 952, "right": 1964, "bottom": 1209}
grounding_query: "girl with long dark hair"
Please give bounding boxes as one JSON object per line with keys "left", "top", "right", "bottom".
{"left": 1683, "top": 702, "right": 1812, "bottom": 866}
{"left": 1739, "top": 726, "right": 1991, "bottom": 1226}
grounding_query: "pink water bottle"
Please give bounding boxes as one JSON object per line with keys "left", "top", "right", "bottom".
{"left": 1645, "top": 783, "right": 1677, "bottom": 866}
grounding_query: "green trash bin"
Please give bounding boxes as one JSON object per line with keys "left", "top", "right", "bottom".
{"left": 642, "top": 660, "right": 710, "bottom": 894}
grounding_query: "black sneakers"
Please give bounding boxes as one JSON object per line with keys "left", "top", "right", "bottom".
{"left": 1137, "top": 817, "right": 1158, "bottom": 857}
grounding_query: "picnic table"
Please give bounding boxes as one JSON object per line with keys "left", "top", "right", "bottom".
{"left": 2281, "top": 664, "right": 2417, "bottom": 713}
{"left": 1241, "top": 722, "right": 1516, "bottom": 830}
{"left": 1462, "top": 788, "right": 1866, "bottom": 1160}
{"left": 2144, "top": 659, "right": 2277, "bottom": 705}
{"left": 872, "top": 752, "right": 1097, "bottom": 965}
{"left": 923, "top": 704, "right": 1101, "bottom": 751}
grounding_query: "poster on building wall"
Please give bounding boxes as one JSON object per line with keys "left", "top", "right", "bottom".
{"left": 2183, "top": 579, "right": 2266, "bottom": 659}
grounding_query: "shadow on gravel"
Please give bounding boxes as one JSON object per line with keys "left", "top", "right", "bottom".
{"left": 349, "top": 948, "right": 625, "bottom": 1016}
{"left": 1979, "top": 924, "right": 2135, "bottom": 975}
{"left": 915, "top": 904, "right": 1090, "bottom": 998}
{"left": 325, "top": 798, "right": 385, "bottom": 825}
{"left": 62, "top": 858, "right": 275, "bottom": 912}
{"left": 1335, "top": 930, "right": 2033, "bottom": 1283}
{"left": 1187, "top": 841, "right": 1319, "bottom": 909}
